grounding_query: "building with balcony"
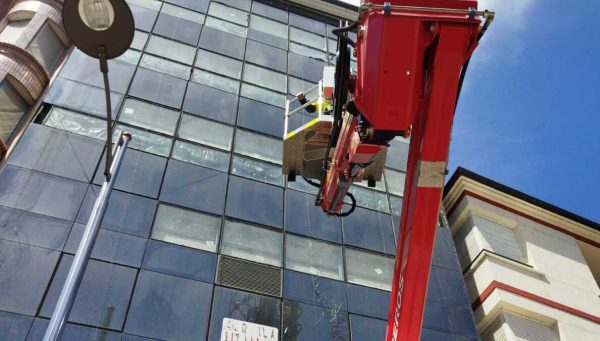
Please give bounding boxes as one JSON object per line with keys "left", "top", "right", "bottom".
{"left": 0, "top": 1, "right": 479, "bottom": 340}
{"left": 444, "top": 167, "right": 600, "bottom": 341}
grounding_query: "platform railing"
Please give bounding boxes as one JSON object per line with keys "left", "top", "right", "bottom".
{"left": 283, "top": 81, "right": 323, "bottom": 139}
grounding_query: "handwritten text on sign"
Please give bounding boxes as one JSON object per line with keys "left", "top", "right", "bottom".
{"left": 220, "top": 318, "right": 278, "bottom": 341}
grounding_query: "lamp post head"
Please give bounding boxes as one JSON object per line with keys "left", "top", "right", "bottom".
{"left": 79, "top": 0, "right": 115, "bottom": 31}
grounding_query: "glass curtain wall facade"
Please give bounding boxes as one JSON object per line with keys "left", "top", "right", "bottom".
{"left": 0, "top": 0, "right": 478, "bottom": 340}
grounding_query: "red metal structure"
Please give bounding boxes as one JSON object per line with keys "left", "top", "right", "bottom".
{"left": 314, "top": 1, "right": 494, "bottom": 340}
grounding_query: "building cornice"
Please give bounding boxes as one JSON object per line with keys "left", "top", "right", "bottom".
{"left": 443, "top": 168, "right": 600, "bottom": 247}
{"left": 286, "top": 0, "right": 358, "bottom": 21}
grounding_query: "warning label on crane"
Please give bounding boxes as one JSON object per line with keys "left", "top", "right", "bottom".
{"left": 220, "top": 318, "right": 279, "bottom": 341}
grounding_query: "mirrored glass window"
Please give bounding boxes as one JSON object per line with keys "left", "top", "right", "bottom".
{"left": 120, "top": 98, "right": 180, "bottom": 135}
{"left": 345, "top": 248, "right": 394, "bottom": 291}
{"left": 114, "top": 125, "right": 172, "bottom": 157}
{"left": 208, "top": 2, "right": 249, "bottom": 26}
{"left": 289, "top": 42, "right": 328, "bottom": 62}
{"left": 128, "top": 0, "right": 162, "bottom": 11}
{"left": 285, "top": 234, "right": 343, "bottom": 280}
{"left": 289, "top": 12, "right": 326, "bottom": 35}
{"left": 191, "top": 69, "right": 239, "bottom": 94}
{"left": 128, "top": 68, "right": 186, "bottom": 109}
{"left": 348, "top": 186, "right": 390, "bottom": 213}
{"left": 234, "top": 129, "right": 282, "bottom": 164}
{"left": 290, "top": 27, "right": 326, "bottom": 51}
{"left": 27, "top": 22, "right": 65, "bottom": 71}
{"left": 139, "top": 54, "right": 191, "bottom": 79}
{"left": 183, "top": 82, "right": 238, "bottom": 124}
{"left": 240, "top": 83, "right": 285, "bottom": 107}
{"left": 44, "top": 107, "right": 106, "bottom": 140}
{"left": 198, "top": 27, "right": 246, "bottom": 60}
{"left": 163, "top": 0, "right": 209, "bottom": 13}
{"left": 195, "top": 49, "right": 243, "bottom": 79}
{"left": 205, "top": 17, "right": 247, "bottom": 38}
{"left": 116, "top": 49, "right": 142, "bottom": 65}
{"left": 145, "top": 35, "right": 196, "bottom": 65}
{"left": 0, "top": 19, "right": 29, "bottom": 44}
{"left": 237, "top": 97, "right": 283, "bottom": 138}
{"left": 249, "top": 14, "right": 288, "bottom": 40}
{"left": 152, "top": 204, "right": 221, "bottom": 252}
{"left": 161, "top": 3, "right": 205, "bottom": 23}
{"left": 231, "top": 155, "right": 283, "bottom": 186}
{"left": 178, "top": 114, "right": 233, "bottom": 150}
{"left": 251, "top": 2, "right": 288, "bottom": 23}
{"left": 221, "top": 220, "right": 282, "bottom": 266}
{"left": 385, "top": 169, "right": 406, "bottom": 197}
{"left": 131, "top": 30, "right": 149, "bottom": 50}
{"left": 243, "top": 64, "right": 286, "bottom": 93}
{"left": 172, "top": 140, "right": 230, "bottom": 172}
{"left": 45, "top": 78, "right": 123, "bottom": 118}
{"left": 245, "top": 40, "right": 287, "bottom": 73}
{"left": 0, "top": 80, "right": 28, "bottom": 141}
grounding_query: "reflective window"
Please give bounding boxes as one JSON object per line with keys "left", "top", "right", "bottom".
{"left": 164, "top": 0, "right": 209, "bottom": 13}
{"left": 346, "top": 283, "right": 389, "bottom": 319}
{"left": 114, "top": 124, "right": 173, "bottom": 157}
{"left": 288, "top": 52, "right": 327, "bottom": 83}
{"left": 40, "top": 256, "right": 137, "bottom": 330}
{"left": 199, "top": 27, "right": 246, "bottom": 60}
{"left": 0, "top": 240, "right": 60, "bottom": 315}
{"left": 216, "top": 0, "right": 250, "bottom": 11}
{"left": 386, "top": 137, "right": 409, "bottom": 171}
{"left": 226, "top": 176, "right": 283, "bottom": 228}
{"left": 205, "top": 16, "right": 247, "bottom": 38}
{"left": 349, "top": 314, "right": 387, "bottom": 341}
{"left": 343, "top": 207, "right": 395, "bottom": 254}
{"left": 183, "top": 82, "right": 238, "bottom": 124}
{"left": 251, "top": 2, "right": 288, "bottom": 23}
{"left": 282, "top": 300, "right": 350, "bottom": 340}
{"left": 142, "top": 240, "right": 217, "bottom": 283}
{"left": 327, "top": 38, "right": 337, "bottom": 54}
{"left": 221, "top": 220, "right": 283, "bottom": 266}
{"left": 128, "top": 0, "right": 162, "bottom": 11}
{"left": 116, "top": 49, "right": 142, "bottom": 65}
{"left": 61, "top": 50, "right": 136, "bottom": 93}
{"left": 178, "top": 114, "right": 233, "bottom": 150}
{"left": 285, "top": 234, "right": 343, "bottom": 280}
{"left": 161, "top": 3, "right": 205, "bottom": 23}
{"left": 153, "top": 10, "right": 202, "bottom": 45}
{"left": 26, "top": 22, "right": 65, "bottom": 71}
{"left": 0, "top": 80, "right": 28, "bottom": 141}
{"left": 27, "top": 318, "right": 122, "bottom": 340}
{"left": 191, "top": 69, "right": 240, "bottom": 94}
{"left": 234, "top": 129, "right": 282, "bottom": 164}
{"left": 0, "top": 311, "right": 32, "bottom": 341}
{"left": 283, "top": 270, "right": 347, "bottom": 310}
{"left": 129, "top": 68, "right": 186, "bottom": 109}
{"left": 285, "top": 190, "right": 342, "bottom": 243}
{"left": 237, "top": 97, "right": 283, "bottom": 137}
{"left": 288, "top": 77, "right": 317, "bottom": 97}
{"left": 0, "top": 19, "right": 29, "bottom": 44}
{"left": 129, "top": 3, "right": 159, "bottom": 32}
{"left": 249, "top": 14, "right": 288, "bottom": 40}
{"left": 231, "top": 155, "right": 283, "bottom": 186}
{"left": 243, "top": 64, "right": 286, "bottom": 92}
{"left": 160, "top": 159, "right": 228, "bottom": 214}
{"left": 0, "top": 206, "right": 71, "bottom": 251}
{"left": 131, "top": 30, "right": 149, "bottom": 50}
{"left": 354, "top": 173, "right": 386, "bottom": 192}
{"left": 195, "top": 49, "right": 243, "bottom": 79}
{"left": 345, "top": 248, "right": 394, "bottom": 291}
{"left": 208, "top": 2, "right": 248, "bottom": 26}
{"left": 120, "top": 98, "right": 180, "bottom": 135}
{"left": 289, "top": 42, "right": 328, "bottom": 62}
{"left": 139, "top": 54, "right": 191, "bottom": 79}
{"left": 348, "top": 186, "right": 390, "bottom": 213}
{"left": 125, "top": 270, "right": 213, "bottom": 340}
{"left": 290, "top": 27, "right": 326, "bottom": 51}
{"left": 145, "top": 35, "right": 196, "bottom": 65}
{"left": 152, "top": 204, "right": 221, "bottom": 252}
{"left": 289, "top": 13, "right": 326, "bottom": 35}
{"left": 385, "top": 169, "right": 406, "bottom": 197}
{"left": 245, "top": 40, "right": 287, "bottom": 73}
{"left": 172, "top": 140, "right": 230, "bottom": 172}
{"left": 240, "top": 83, "right": 285, "bottom": 107}
{"left": 45, "top": 78, "right": 123, "bottom": 118}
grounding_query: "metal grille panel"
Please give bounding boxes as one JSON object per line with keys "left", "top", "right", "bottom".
{"left": 217, "top": 256, "right": 282, "bottom": 297}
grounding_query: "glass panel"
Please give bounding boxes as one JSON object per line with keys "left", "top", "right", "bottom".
{"left": 116, "top": 49, "right": 142, "bottom": 65}
{"left": 245, "top": 40, "right": 287, "bottom": 73}
{"left": 172, "top": 140, "right": 230, "bottom": 172}
{"left": 348, "top": 186, "right": 390, "bottom": 213}
{"left": 349, "top": 314, "right": 387, "bottom": 341}
{"left": 289, "top": 12, "right": 326, "bottom": 35}
{"left": 128, "top": 68, "right": 186, "bottom": 109}
{"left": 225, "top": 176, "right": 283, "bottom": 228}
{"left": 26, "top": 22, "right": 65, "bottom": 71}
{"left": 40, "top": 256, "right": 137, "bottom": 330}
{"left": 234, "top": 129, "right": 282, "bottom": 164}
{"left": 178, "top": 114, "right": 233, "bottom": 150}
{"left": 183, "top": 82, "right": 238, "bottom": 124}
{"left": 191, "top": 69, "right": 239, "bottom": 94}
{"left": 285, "top": 190, "right": 342, "bottom": 243}
{"left": 131, "top": 30, "right": 149, "bottom": 50}
{"left": 237, "top": 97, "right": 283, "bottom": 137}
{"left": 198, "top": 27, "right": 246, "bottom": 60}
{"left": 139, "top": 54, "right": 191, "bottom": 79}
{"left": 345, "top": 248, "right": 394, "bottom": 291}
{"left": 153, "top": 11, "right": 202, "bottom": 45}
{"left": 289, "top": 42, "right": 328, "bottom": 62}
{"left": 282, "top": 301, "right": 350, "bottom": 340}
{"left": 145, "top": 35, "right": 196, "bottom": 64}
{"left": 45, "top": 78, "right": 123, "bottom": 118}
{"left": 283, "top": 270, "right": 347, "bottom": 310}
{"left": 328, "top": 38, "right": 337, "bottom": 53}
{"left": 288, "top": 77, "right": 317, "bottom": 97}
{"left": 249, "top": 14, "right": 287, "bottom": 40}
{"left": 152, "top": 204, "right": 221, "bottom": 252}
{"left": 142, "top": 240, "right": 217, "bottom": 283}
{"left": 129, "top": 3, "right": 159, "bottom": 32}
{"left": 125, "top": 270, "right": 213, "bottom": 340}
{"left": 164, "top": 0, "right": 209, "bottom": 13}
{"left": 205, "top": 16, "right": 247, "bottom": 38}
{"left": 0, "top": 19, "right": 29, "bottom": 44}
{"left": 0, "top": 240, "right": 60, "bottom": 315}
{"left": 216, "top": 0, "right": 250, "bottom": 11}
{"left": 221, "top": 220, "right": 282, "bottom": 266}
{"left": 290, "top": 27, "right": 326, "bottom": 51}
{"left": 120, "top": 98, "right": 180, "bottom": 135}
{"left": 240, "top": 83, "right": 285, "bottom": 107}
{"left": 161, "top": 3, "right": 205, "bottom": 23}
{"left": 0, "top": 80, "right": 28, "bottom": 141}
{"left": 0, "top": 206, "right": 71, "bottom": 251}
{"left": 0, "top": 311, "right": 32, "bottom": 341}
{"left": 243, "top": 64, "right": 286, "bottom": 92}
{"left": 346, "top": 283, "right": 389, "bottom": 319}
{"left": 354, "top": 173, "right": 386, "bottom": 192}
{"left": 127, "top": 0, "right": 162, "bottom": 11}
{"left": 251, "top": 2, "right": 288, "bottom": 23}
{"left": 160, "top": 159, "right": 228, "bottom": 214}
{"left": 231, "top": 155, "right": 283, "bottom": 186}
{"left": 385, "top": 169, "right": 406, "bottom": 196}
{"left": 285, "top": 234, "right": 343, "bottom": 280}
{"left": 195, "top": 49, "right": 243, "bottom": 79}
{"left": 288, "top": 52, "right": 327, "bottom": 83}
{"left": 386, "top": 137, "right": 409, "bottom": 171}
{"left": 28, "top": 319, "right": 122, "bottom": 340}
{"left": 343, "top": 207, "right": 395, "bottom": 254}
{"left": 114, "top": 124, "right": 173, "bottom": 157}
{"left": 208, "top": 2, "right": 248, "bottom": 26}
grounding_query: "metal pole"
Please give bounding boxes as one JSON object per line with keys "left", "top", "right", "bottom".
{"left": 43, "top": 132, "right": 131, "bottom": 341}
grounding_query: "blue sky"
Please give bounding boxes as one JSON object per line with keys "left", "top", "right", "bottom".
{"left": 340, "top": 0, "right": 600, "bottom": 222}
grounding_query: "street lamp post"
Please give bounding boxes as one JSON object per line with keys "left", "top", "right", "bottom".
{"left": 43, "top": 1, "right": 134, "bottom": 340}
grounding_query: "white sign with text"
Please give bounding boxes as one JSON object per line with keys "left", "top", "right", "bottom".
{"left": 220, "top": 318, "right": 278, "bottom": 341}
